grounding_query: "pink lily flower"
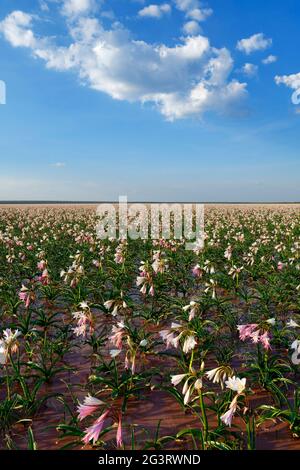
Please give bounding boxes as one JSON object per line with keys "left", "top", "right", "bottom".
{"left": 116, "top": 413, "right": 123, "bottom": 448}
{"left": 82, "top": 409, "right": 110, "bottom": 445}
{"left": 77, "top": 395, "right": 104, "bottom": 421}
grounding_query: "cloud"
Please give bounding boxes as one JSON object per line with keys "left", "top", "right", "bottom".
{"left": 241, "top": 63, "right": 258, "bottom": 77}
{"left": 186, "top": 7, "right": 213, "bottom": 21}
{"left": 275, "top": 73, "right": 300, "bottom": 107}
{"left": 0, "top": 6, "right": 247, "bottom": 121}
{"left": 138, "top": 4, "right": 171, "bottom": 18}
{"left": 62, "top": 0, "right": 96, "bottom": 18}
{"left": 182, "top": 20, "right": 200, "bottom": 35}
{"left": 237, "top": 33, "right": 272, "bottom": 55}
{"left": 174, "top": 0, "right": 212, "bottom": 38}
{"left": 275, "top": 72, "right": 300, "bottom": 90}
{"left": 174, "top": 0, "right": 212, "bottom": 18}
{"left": 51, "top": 162, "right": 66, "bottom": 168}
{"left": 0, "top": 11, "right": 37, "bottom": 48}
{"left": 262, "top": 54, "right": 277, "bottom": 65}
{"left": 39, "top": 1, "right": 50, "bottom": 12}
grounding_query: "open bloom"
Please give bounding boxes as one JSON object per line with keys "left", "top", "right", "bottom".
{"left": 183, "top": 335, "right": 197, "bottom": 354}
{"left": 77, "top": 395, "right": 104, "bottom": 421}
{"left": 171, "top": 373, "right": 188, "bottom": 386}
{"left": 225, "top": 376, "right": 246, "bottom": 394}
{"left": 228, "top": 265, "right": 243, "bottom": 279}
{"left": 291, "top": 339, "right": 300, "bottom": 353}
{"left": 83, "top": 409, "right": 111, "bottom": 445}
{"left": 183, "top": 301, "right": 200, "bottom": 321}
{"left": 205, "top": 365, "right": 233, "bottom": 389}
{"left": 291, "top": 341, "right": 300, "bottom": 365}
{"left": 19, "top": 284, "right": 35, "bottom": 308}
{"left": 136, "top": 262, "right": 154, "bottom": 296}
{"left": 220, "top": 377, "right": 246, "bottom": 427}
{"left": 109, "top": 322, "right": 125, "bottom": 349}
{"left": 152, "top": 250, "right": 168, "bottom": 274}
{"left": 114, "top": 240, "right": 127, "bottom": 264}
{"left": 104, "top": 296, "right": 127, "bottom": 316}
{"left": 220, "top": 397, "right": 238, "bottom": 427}
{"left": 110, "top": 349, "right": 122, "bottom": 358}
{"left": 72, "top": 302, "right": 94, "bottom": 338}
{"left": 0, "top": 329, "right": 21, "bottom": 364}
{"left": 286, "top": 319, "right": 300, "bottom": 328}
{"left": 237, "top": 324, "right": 272, "bottom": 350}
{"left": 224, "top": 245, "right": 232, "bottom": 261}
{"left": 160, "top": 323, "right": 197, "bottom": 354}
{"left": 204, "top": 279, "right": 217, "bottom": 299}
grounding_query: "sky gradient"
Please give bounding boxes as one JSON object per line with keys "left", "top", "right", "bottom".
{"left": 0, "top": 0, "right": 299, "bottom": 202}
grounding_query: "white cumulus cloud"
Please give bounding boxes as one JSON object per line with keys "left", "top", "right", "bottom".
{"left": 275, "top": 72, "right": 300, "bottom": 90}
{"left": 62, "top": 0, "right": 96, "bottom": 18}
{"left": 138, "top": 4, "right": 171, "bottom": 19}
{"left": 262, "top": 54, "right": 277, "bottom": 65}
{"left": 241, "top": 63, "right": 258, "bottom": 77}
{"left": 237, "top": 33, "right": 272, "bottom": 55}
{"left": 174, "top": 1, "right": 212, "bottom": 21}
{"left": 0, "top": 6, "right": 247, "bottom": 121}
{"left": 182, "top": 20, "right": 200, "bottom": 35}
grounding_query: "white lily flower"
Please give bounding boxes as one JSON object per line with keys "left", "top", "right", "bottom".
{"left": 287, "top": 319, "right": 300, "bottom": 328}
{"left": 0, "top": 340, "right": 6, "bottom": 365}
{"left": 79, "top": 301, "right": 89, "bottom": 310}
{"left": 291, "top": 339, "right": 300, "bottom": 353}
{"left": 171, "top": 373, "right": 187, "bottom": 386}
{"left": 83, "top": 395, "right": 104, "bottom": 406}
{"left": 183, "top": 335, "right": 197, "bottom": 354}
{"left": 110, "top": 349, "right": 121, "bottom": 358}
{"left": 225, "top": 376, "right": 246, "bottom": 394}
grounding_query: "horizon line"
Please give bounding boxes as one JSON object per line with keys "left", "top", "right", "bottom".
{"left": 0, "top": 200, "right": 300, "bottom": 205}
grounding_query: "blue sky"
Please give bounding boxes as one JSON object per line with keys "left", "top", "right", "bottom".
{"left": 0, "top": 0, "right": 299, "bottom": 201}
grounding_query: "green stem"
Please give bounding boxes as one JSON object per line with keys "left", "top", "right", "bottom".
{"left": 198, "top": 389, "right": 208, "bottom": 445}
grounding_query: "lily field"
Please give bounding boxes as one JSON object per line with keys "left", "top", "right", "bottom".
{"left": 0, "top": 203, "right": 300, "bottom": 451}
